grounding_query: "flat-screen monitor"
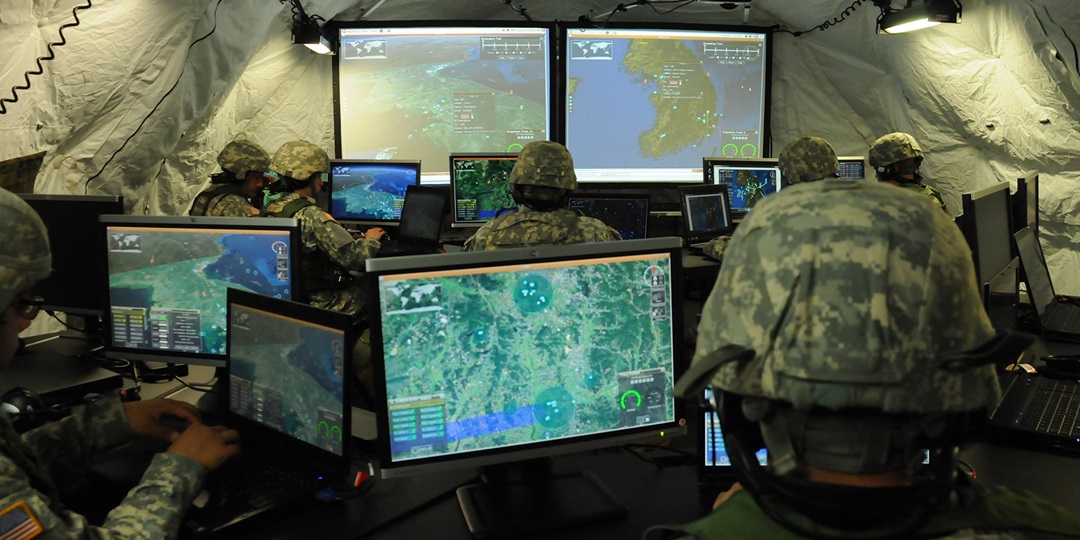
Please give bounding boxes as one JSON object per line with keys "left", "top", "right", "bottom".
{"left": 703, "top": 157, "right": 781, "bottom": 218}
{"left": 449, "top": 153, "right": 518, "bottom": 227}
{"left": 101, "top": 216, "right": 302, "bottom": 368}
{"left": 679, "top": 184, "right": 732, "bottom": 245}
{"left": 566, "top": 194, "right": 650, "bottom": 240}
{"left": 327, "top": 159, "right": 420, "bottom": 226}
{"left": 836, "top": 156, "right": 866, "bottom": 180}
{"left": 562, "top": 25, "right": 771, "bottom": 184}
{"left": 18, "top": 194, "right": 124, "bottom": 317}
{"left": 366, "top": 238, "right": 685, "bottom": 535}
{"left": 1013, "top": 172, "right": 1039, "bottom": 235}
{"left": 960, "top": 182, "right": 1013, "bottom": 290}
{"left": 334, "top": 23, "right": 554, "bottom": 185}
{"left": 702, "top": 388, "right": 766, "bottom": 469}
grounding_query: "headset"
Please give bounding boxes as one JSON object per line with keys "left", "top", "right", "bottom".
{"left": 1, "top": 387, "right": 78, "bottom": 433}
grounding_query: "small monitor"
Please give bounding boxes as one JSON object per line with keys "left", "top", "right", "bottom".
{"left": 1013, "top": 172, "right": 1039, "bottom": 235}
{"left": 960, "top": 182, "right": 1013, "bottom": 290}
{"left": 703, "top": 157, "right": 781, "bottom": 218}
{"left": 18, "top": 194, "right": 124, "bottom": 316}
{"left": 566, "top": 194, "right": 649, "bottom": 240}
{"left": 327, "top": 160, "right": 420, "bottom": 225}
{"left": 702, "top": 388, "right": 767, "bottom": 469}
{"left": 101, "top": 216, "right": 302, "bottom": 368}
{"left": 367, "top": 238, "right": 685, "bottom": 535}
{"left": 678, "top": 184, "right": 732, "bottom": 244}
{"left": 449, "top": 153, "right": 519, "bottom": 227}
{"left": 836, "top": 156, "right": 867, "bottom": 180}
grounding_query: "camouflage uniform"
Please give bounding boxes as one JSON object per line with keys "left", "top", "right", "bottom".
{"left": 700, "top": 136, "right": 838, "bottom": 261}
{"left": 188, "top": 138, "right": 270, "bottom": 217}
{"left": 869, "top": 132, "right": 948, "bottom": 212}
{"left": 673, "top": 180, "right": 1073, "bottom": 537}
{"left": 264, "top": 141, "right": 380, "bottom": 320}
{"left": 0, "top": 395, "right": 204, "bottom": 539}
{"left": 463, "top": 141, "right": 621, "bottom": 251}
{"left": 0, "top": 188, "right": 206, "bottom": 538}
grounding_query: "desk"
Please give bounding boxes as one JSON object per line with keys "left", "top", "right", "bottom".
{"left": 2, "top": 334, "right": 122, "bottom": 398}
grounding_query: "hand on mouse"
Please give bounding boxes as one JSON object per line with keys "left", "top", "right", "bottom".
{"left": 167, "top": 423, "right": 241, "bottom": 471}
{"left": 124, "top": 398, "right": 201, "bottom": 442}
{"left": 365, "top": 227, "right": 387, "bottom": 241}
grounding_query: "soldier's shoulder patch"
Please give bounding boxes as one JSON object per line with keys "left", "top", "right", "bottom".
{"left": 0, "top": 501, "right": 43, "bottom": 540}
{"left": 323, "top": 212, "right": 337, "bottom": 222}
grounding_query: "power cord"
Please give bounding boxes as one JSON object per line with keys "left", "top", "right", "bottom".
{"left": 774, "top": 0, "right": 869, "bottom": 37}
{"left": 499, "top": 0, "right": 532, "bottom": 21}
{"left": 0, "top": 0, "right": 93, "bottom": 115}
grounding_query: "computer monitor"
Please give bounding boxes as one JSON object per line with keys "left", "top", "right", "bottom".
{"left": 566, "top": 194, "right": 650, "bottom": 240}
{"left": 703, "top": 157, "right": 782, "bottom": 218}
{"left": 327, "top": 159, "right": 420, "bottom": 226}
{"left": 836, "top": 156, "right": 867, "bottom": 180}
{"left": 678, "top": 184, "right": 732, "bottom": 245}
{"left": 449, "top": 153, "right": 518, "bottom": 227}
{"left": 334, "top": 23, "right": 554, "bottom": 184}
{"left": 959, "top": 182, "right": 1013, "bottom": 290}
{"left": 562, "top": 24, "right": 771, "bottom": 184}
{"left": 1013, "top": 172, "right": 1039, "bottom": 235}
{"left": 702, "top": 388, "right": 767, "bottom": 468}
{"left": 366, "top": 238, "right": 685, "bottom": 536}
{"left": 101, "top": 216, "right": 302, "bottom": 368}
{"left": 18, "top": 194, "right": 124, "bottom": 317}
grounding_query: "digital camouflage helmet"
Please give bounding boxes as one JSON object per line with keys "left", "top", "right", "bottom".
{"left": 868, "top": 132, "right": 924, "bottom": 169}
{"left": 509, "top": 141, "right": 577, "bottom": 191}
{"left": 777, "top": 136, "right": 839, "bottom": 184}
{"left": 269, "top": 140, "right": 330, "bottom": 182}
{"left": 0, "top": 188, "right": 51, "bottom": 311}
{"left": 217, "top": 138, "right": 270, "bottom": 181}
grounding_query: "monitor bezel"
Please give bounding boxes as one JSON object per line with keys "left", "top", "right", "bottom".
{"left": 448, "top": 152, "right": 520, "bottom": 228}
{"left": 100, "top": 215, "right": 303, "bottom": 368}
{"left": 366, "top": 237, "right": 688, "bottom": 479}
{"left": 1013, "top": 172, "right": 1039, "bottom": 236}
{"left": 225, "top": 288, "right": 354, "bottom": 470}
{"left": 960, "top": 182, "right": 1013, "bottom": 289}
{"left": 678, "top": 184, "right": 733, "bottom": 242}
{"left": 836, "top": 156, "right": 867, "bottom": 180}
{"left": 19, "top": 194, "right": 125, "bottom": 316}
{"left": 330, "top": 20, "right": 557, "bottom": 185}
{"left": 558, "top": 22, "right": 774, "bottom": 187}
{"left": 327, "top": 158, "right": 422, "bottom": 227}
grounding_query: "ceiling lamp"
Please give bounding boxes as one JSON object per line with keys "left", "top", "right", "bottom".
{"left": 288, "top": 0, "right": 332, "bottom": 54}
{"left": 876, "top": 0, "right": 962, "bottom": 35}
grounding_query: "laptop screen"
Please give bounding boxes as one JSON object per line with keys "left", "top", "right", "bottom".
{"left": 679, "top": 185, "right": 732, "bottom": 242}
{"left": 397, "top": 186, "right": 447, "bottom": 242}
{"left": 1014, "top": 225, "right": 1056, "bottom": 318}
{"left": 836, "top": 157, "right": 866, "bottom": 180}
{"left": 566, "top": 196, "right": 649, "bottom": 240}
{"left": 703, "top": 388, "right": 767, "bottom": 468}
{"left": 227, "top": 291, "right": 350, "bottom": 458}
{"left": 328, "top": 160, "right": 421, "bottom": 224}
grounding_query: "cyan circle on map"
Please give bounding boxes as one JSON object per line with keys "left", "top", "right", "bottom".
{"left": 533, "top": 386, "right": 575, "bottom": 429}
{"left": 468, "top": 327, "right": 491, "bottom": 350}
{"left": 512, "top": 274, "right": 553, "bottom": 314}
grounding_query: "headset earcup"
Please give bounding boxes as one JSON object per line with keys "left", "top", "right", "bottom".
{"left": 1, "top": 387, "right": 46, "bottom": 432}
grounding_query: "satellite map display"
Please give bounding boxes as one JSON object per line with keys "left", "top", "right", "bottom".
{"left": 330, "top": 162, "right": 419, "bottom": 221}
{"left": 229, "top": 304, "right": 346, "bottom": 456}
{"left": 107, "top": 227, "right": 293, "bottom": 355}
{"left": 713, "top": 166, "right": 780, "bottom": 213}
{"left": 685, "top": 193, "right": 730, "bottom": 233}
{"left": 452, "top": 157, "right": 518, "bottom": 222}
{"left": 377, "top": 253, "right": 677, "bottom": 461}
{"left": 337, "top": 27, "right": 551, "bottom": 181}
{"left": 565, "top": 28, "right": 767, "bottom": 181}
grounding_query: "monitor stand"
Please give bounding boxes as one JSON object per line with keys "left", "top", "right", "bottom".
{"left": 56, "top": 313, "right": 105, "bottom": 347}
{"left": 455, "top": 457, "right": 627, "bottom": 538}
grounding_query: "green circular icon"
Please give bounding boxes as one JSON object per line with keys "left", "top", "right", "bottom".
{"left": 506, "top": 143, "right": 524, "bottom": 153}
{"left": 722, "top": 143, "right": 739, "bottom": 157}
{"left": 740, "top": 144, "right": 758, "bottom": 157}
{"left": 533, "top": 386, "right": 575, "bottom": 429}
{"left": 620, "top": 389, "right": 643, "bottom": 410}
{"left": 513, "top": 274, "right": 553, "bottom": 314}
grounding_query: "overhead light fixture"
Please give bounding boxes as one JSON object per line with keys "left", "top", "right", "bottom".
{"left": 876, "top": 0, "right": 962, "bottom": 35}
{"left": 287, "top": 0, "right": 332, "bottom": 54}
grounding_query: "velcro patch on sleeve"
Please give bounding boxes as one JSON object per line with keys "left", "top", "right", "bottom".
{"left": 0, "top": 502, "right": 42, "bottom": 540}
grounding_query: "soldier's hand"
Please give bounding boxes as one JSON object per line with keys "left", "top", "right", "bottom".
{"left": 167, "top": 422, "right": 241, "bottom": 471}
{"left": 365, "top": 227, "right": 387, "bottom": 240}
{"left": 124, "top": 398, "right": 201, "bottom": 442}
{"left": 713, "top": 482, "right": 743, "bottom": 510}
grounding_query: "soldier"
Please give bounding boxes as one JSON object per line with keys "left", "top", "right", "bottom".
{"left": 667, "top": 181, "right": 1079, "bottom": 538}
{"left": 0, "top": 187, "right": 240, "bottom": 537}
{"left": 188, "top": 138, "right": 271, "bottom": 217}
{"left": 700, "top": 136, "right": 839, "bottom": 261}
{"left": 868, "top": 132, "right": 948, "bottom": 212}
{"left": 262, "top": 140, "right": 386, "bottom": 320}
{"left": 463, "top": 141, "right": 621, "bottom": 251}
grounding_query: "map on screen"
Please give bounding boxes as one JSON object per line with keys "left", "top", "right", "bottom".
{"left": 378, "top": 254, "right": 676, "bottom": 461}
{"left": 330, "top": 162, "right": 419, "bottom": 221}
{"left": 229, "top": 304, "right": 346, "bottom": 456}
{"left": 452, "top": 156, "right": 518, "bottom": 223}
{"left": 107, "top": 228, "right": 293, "bottom": 355}
{"left": 565, "top": 28, "right": 768, "bottom": 182}
{"left": 336, "top": 26, "right": 552, "bottom": 182}
{"left": 713, "top": 166, "right": 780, "bottom": 213}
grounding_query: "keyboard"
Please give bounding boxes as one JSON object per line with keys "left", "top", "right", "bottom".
{"left": 1044, "top": 303, "right": 1080, "bottom": 331}
{"left": 1018, "top": 379, "right": 1080, "bottom": 436}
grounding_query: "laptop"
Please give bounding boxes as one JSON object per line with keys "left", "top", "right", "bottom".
{"left": 377, "top": 185, "right": 447, "bottom": 257}
{"left": 987, "top": 355, "right": 1080, "bottom": 452}
{"left": 678, "top": 185, "right": 732, "bottom": 251}
{"left": 698, "top": 388, "right": 767, "bottom": 506}
{"left": 566, "top": 194, "right": 649, "bottom": 240}
{"left": 183, "top": 289, "right": 354, "bottom": 535}
{"left": 1014, "top": 225, "right": 1080, "bottom": 341}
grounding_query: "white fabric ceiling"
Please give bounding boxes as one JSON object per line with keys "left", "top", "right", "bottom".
{"left": 1, "top": 0, "right": 1078, "bottom": 292}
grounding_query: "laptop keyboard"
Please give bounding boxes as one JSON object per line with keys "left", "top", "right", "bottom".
{"left": 188, "top": 456, "right": 326, "bottom": 531}
{"left": 1018, "top": 379, "right": 1080, "bottom": 436}
{"left": 1044, "top": 303, "right": 1080, "bottom": 331}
